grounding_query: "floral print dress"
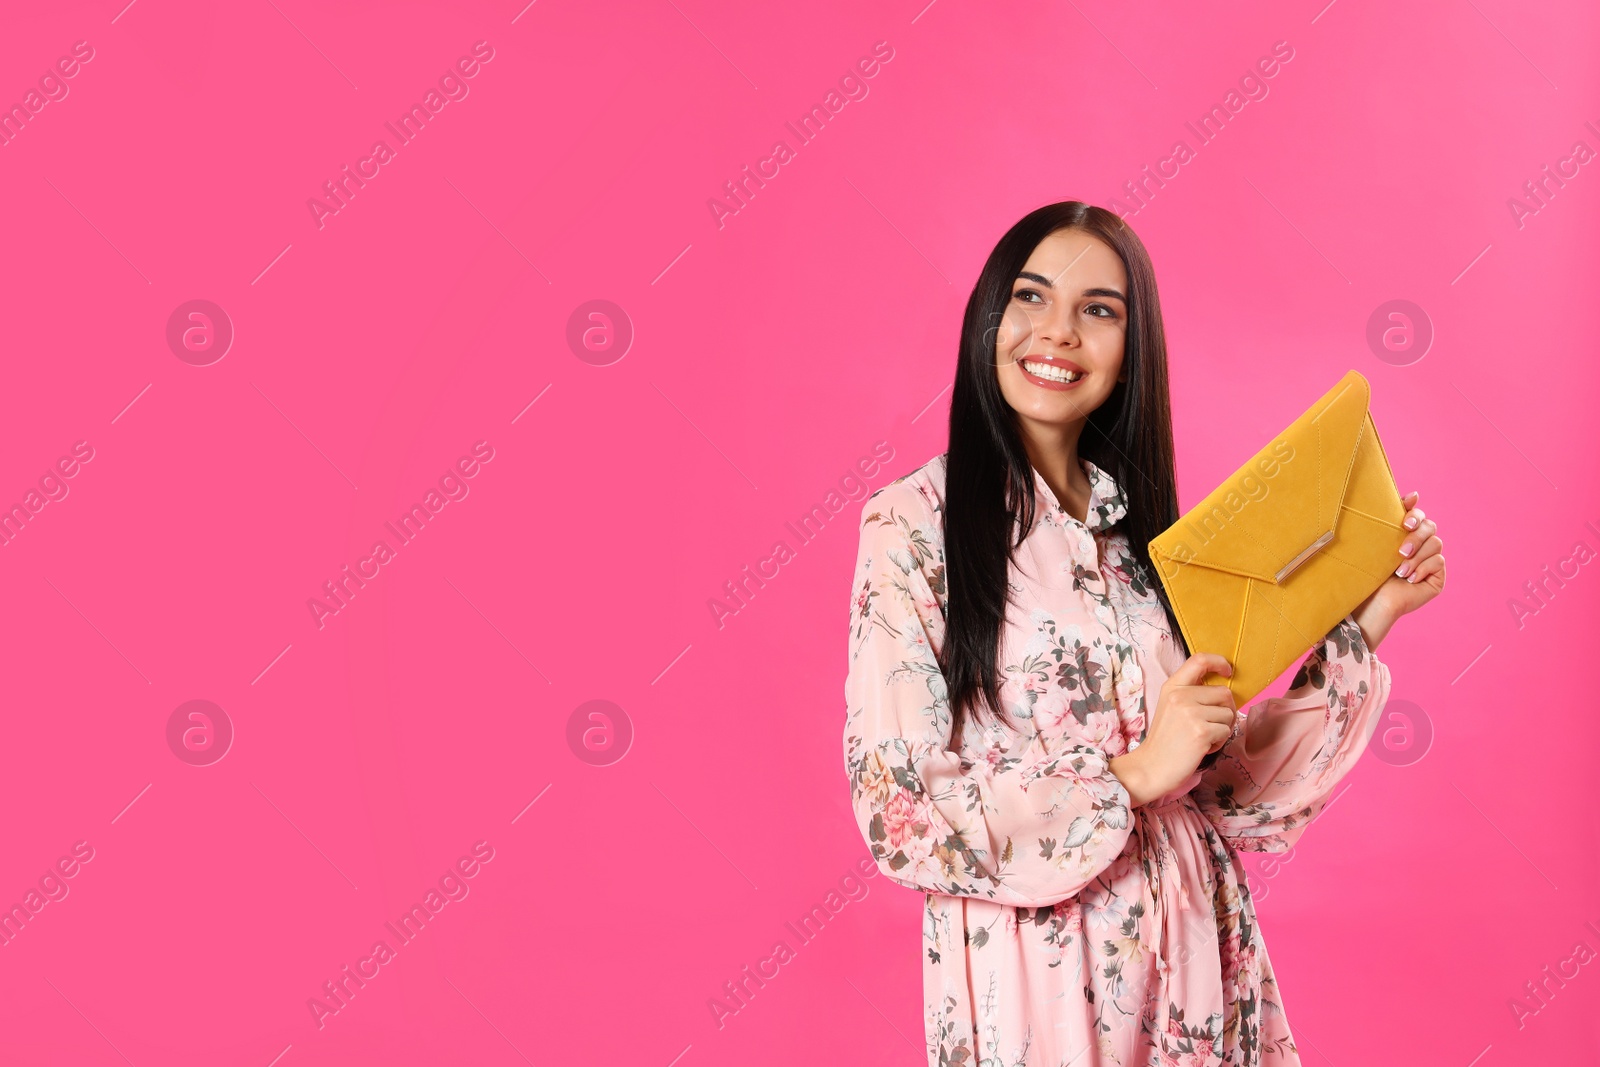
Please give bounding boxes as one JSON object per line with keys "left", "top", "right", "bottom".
{"left": 843, "top": 453, "right": 1390, "bottom": 1067}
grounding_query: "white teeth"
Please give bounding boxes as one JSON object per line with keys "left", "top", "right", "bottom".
{"left": 1022, "top": 361, "right": 1082, "bottom": 383}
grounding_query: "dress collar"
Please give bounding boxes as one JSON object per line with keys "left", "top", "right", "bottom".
{"left": 1031, "top": 457, "right": 1128, "bottom": 533}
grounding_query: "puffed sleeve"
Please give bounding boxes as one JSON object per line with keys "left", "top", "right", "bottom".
{"left": 842, "top": 485, "right": 1134, "bottom": 907}
{"left": 1192, "top": 614, "right": 1391, "bottom": 852}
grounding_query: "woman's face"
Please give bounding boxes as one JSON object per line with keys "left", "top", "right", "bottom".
{"left": 993, "top": 228, "right": 1128, "bottom": 433}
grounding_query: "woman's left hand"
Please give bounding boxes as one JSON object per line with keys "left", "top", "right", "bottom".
{"left": 1352, "top": 490, "right": 1445, "bottom": 649}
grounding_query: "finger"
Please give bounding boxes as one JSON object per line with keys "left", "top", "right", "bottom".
{"left": 1402, "top": 505, "right": 1425, "bottom": 532}
{"left": 1407, "top": 554, "right": 1445, "bottom": 585}
{"left": 1198, "top": 704, "right": 1238, "bottom": 726}
{"left": 1397, "top": 534, "right": 1442, "bottom": 578}
{"left": 1204, "top": 723, "right": 1233, "bottom": 753}
{"left": 1397, "top": 519, "right": 1437, "bottom": 563}
{"left": 1397, "top": 518, "right": 1437, "bottom": 565}
{"left": 1171, "top": 653, "right": 1232, "bottom": 686}
{"left": 1185, "top": 686, "right": 1238, "bottom": 711}
{"left": 1401, "top": 490, "right": 1420, "bottom": 512}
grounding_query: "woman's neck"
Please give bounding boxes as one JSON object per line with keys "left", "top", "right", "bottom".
{"left": 1018, "top": 420, "right": 1091, "bottom": 523}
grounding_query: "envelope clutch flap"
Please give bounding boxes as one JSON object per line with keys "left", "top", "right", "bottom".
{"left": 1150, "top": 371, "right": 1371, "bottom": 585}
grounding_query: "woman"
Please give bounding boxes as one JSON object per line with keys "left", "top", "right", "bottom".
{"left": 843, "top": 201, "right": 1443, "bottom": 1066}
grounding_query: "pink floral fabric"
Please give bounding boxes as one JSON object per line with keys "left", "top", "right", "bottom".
{"left": 843, "top": 453, "right": 1391, "bottom": 1066}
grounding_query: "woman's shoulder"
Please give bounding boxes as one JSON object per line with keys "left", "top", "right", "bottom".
{"left": 861, "top": 452, "right": 947, "bottom": 526}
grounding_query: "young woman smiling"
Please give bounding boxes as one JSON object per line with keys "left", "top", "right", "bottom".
{"left": 843, "top": 201, "right": 1443, "bottom": 1066}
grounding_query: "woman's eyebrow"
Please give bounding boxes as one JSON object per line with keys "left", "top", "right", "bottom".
{"left": 1014, "top": 272, "right": 1127, "bottom": 304}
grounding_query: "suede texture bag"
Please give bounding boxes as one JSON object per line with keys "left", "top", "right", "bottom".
{"left": 1149, "top": 369, "right": 1407, "bottom": 711}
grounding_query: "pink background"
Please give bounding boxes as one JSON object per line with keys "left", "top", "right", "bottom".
{"left": 0, "top": 0, "right": 1596, "bottom": 1063}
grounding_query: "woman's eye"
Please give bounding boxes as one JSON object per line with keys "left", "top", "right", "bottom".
{"left": 1087, "top": 303, "right": 1115, "bottom": 317}
{"left": 1013, "top": 289, "right": 1044, "bottom": 304}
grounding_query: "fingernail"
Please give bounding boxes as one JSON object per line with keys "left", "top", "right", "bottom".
{"left": 1396, "top": 562, "right": 1410, "bottom": 577}
{"left": 1404, "top": 517, "right": 1418, "bottom": 530}
{"left": 1400, "top": 542, "right": 1414, "bottom": 557}
{"left": 1407, "top": 572, "right": 1418, "bottom": 583}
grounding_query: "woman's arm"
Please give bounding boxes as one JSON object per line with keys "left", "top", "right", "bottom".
{"left": 843, "top": 488, "right": 1135, "bottom": 908}
{"left": 1351, "top": 599, "right": 1398, "bottom": 652}
{"left": 1190, "top": 488, "right": 1445, "bottom": 850}
{"left": 1190, "top": 616, "right": 1390, "bottom": 851}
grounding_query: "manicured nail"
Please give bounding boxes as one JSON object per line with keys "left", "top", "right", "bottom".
{"left": 1404, "top": 516, "right": 1418, "bottom": 530}
{"left": 1400, "top": 542, "right": 1415, "bottom": 557}
{"left": 1406, "top": 572, "right": 1418, "bottom": 583}
{"left": 1395, "top": 563, "right": 1409, "bottom": 577}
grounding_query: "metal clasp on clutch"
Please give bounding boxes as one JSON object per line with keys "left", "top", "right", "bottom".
{"left": 1274, "top": 529, "right": 1334, "bottom": 584}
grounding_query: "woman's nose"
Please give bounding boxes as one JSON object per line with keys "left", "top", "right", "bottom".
{"left": 1036, "top": 305, "right": 1077, "bottom": 346}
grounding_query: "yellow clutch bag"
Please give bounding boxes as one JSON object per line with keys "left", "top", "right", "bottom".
{"left": 1149, "top": 369, "right": 1407, "bottom": 708}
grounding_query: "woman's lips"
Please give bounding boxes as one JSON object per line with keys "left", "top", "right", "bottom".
{"left": 1018, "top": 358, "right": 1086, "bottom": 391}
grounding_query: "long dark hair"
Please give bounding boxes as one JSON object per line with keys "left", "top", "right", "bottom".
{"left": 939, "top": 201, "right": 1188, "bottom": 740}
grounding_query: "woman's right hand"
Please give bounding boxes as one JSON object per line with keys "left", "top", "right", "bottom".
{"left": 1109, "top": 653, "right": 1237, "bottom": 807}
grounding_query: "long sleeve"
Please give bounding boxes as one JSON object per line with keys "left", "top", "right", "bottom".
{"left": 842, "top": 489, "right": 1135, "bottom": 908}
{"left": 1192, "top": 614, "right": 1390, "bottom": 852}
